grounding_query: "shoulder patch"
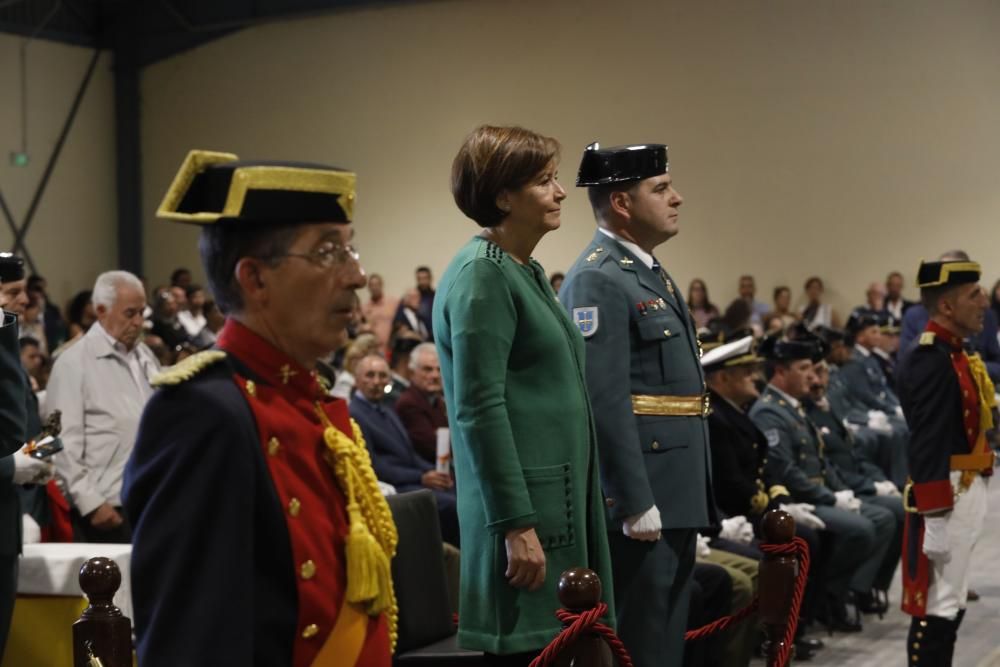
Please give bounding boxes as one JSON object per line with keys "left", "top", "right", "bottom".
{"left": 919, "top": 331, "right": 936, "bottom": 346}
{"left": 152, "top": 350, "right": 227, "bottom": 387}
{"left": 572, "top": 307, "right": 599, "bottom": 338}
{"left": 765, "top": 429, "right": 781, "bottom": 447}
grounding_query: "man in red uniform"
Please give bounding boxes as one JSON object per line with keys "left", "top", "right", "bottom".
{"left": 897, "top": 258, "right": 994, "bottom": 666}
{"left": 124, "top": 150, "right": 395, "bottom": 667}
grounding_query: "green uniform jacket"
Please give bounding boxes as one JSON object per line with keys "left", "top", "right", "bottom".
{"left": 839, "top": 349, "right": 901, "bottom": 413}
{"left": 559, "top": 231, "right": 714, "bottom": 530}
{"left": 750, "top": 386, "right": 847, "bottom": 506}
{"left": 804, "top": 400, "right": 885, "bottom": 496}
{"left": 433, "top": 237, "right": 614, "bottom": 654}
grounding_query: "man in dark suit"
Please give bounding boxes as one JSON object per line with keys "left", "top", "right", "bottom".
{"left": 560, "top": 142, "right": 715, "bottom": 667}
{"left": 884, "top": 271, "right": 917, "bottom": 321}
{"left": 350, "top": 354, "right": 458, "bottom": 545}
{"left": 395, "top": 342, "right": 448, "bottom": 464}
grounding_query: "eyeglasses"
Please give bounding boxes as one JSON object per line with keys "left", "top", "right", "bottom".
{"left": 273, "top": 243, "right": 361, "bottom": 269}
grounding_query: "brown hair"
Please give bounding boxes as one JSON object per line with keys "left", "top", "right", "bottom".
{"left": 451, "top": 125, "right": 560, "bottom": 227}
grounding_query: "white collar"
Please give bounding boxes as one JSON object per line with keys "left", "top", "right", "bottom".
{"left": 598, "top": 228, "right": 655, "bottom": 270}
{"left": 854, "top": 343, "right": 871, "bottom": 358}
{"left": 94, "top": 320, "right": 136, "bottom": 358}
{"left": 767, "top": 383, "right": 800, "bottom": 410}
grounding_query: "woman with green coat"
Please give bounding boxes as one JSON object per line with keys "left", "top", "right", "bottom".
{"left": 434, "top": 125, "right": 615, "bottom": 665}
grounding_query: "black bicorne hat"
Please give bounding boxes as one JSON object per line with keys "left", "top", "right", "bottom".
{"left": 916, "top": 260, "right": 981, "bottom": 289}
{"left": 576, "top": 142, "right": 668, "bottom": 186}
{"left": 157, "top": 150, "right": 356, "bottom": 226}
{"left": 758, "top": 334, "right": 825, "bottom": 363}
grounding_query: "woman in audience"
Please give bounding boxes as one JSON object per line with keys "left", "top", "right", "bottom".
{"left": 434, "top": 125, "right": 614, "bottom": 666}
{"left": 799, "top": 276, "right": 841, "bottom": 329}
{"left": 687, "top": 278, "right": 720, "bottom": 329}
{"left": 177, "top": 284, "right": 208, "bottom": 340}
{"left": 330, "top": 332, "right": 380, "bottom": 399}
{"left": 770, "top": 285, "right": 798, "bottom": 329}
{"left": 64, "top": 290, "right": 95, "bottom": 340}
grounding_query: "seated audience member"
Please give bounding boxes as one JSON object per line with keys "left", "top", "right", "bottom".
{"left": 841, "top": 312, "right": 904, "bottom": 416}
{"left": 177, "top": 284, "right": 209, "bottom": 341}
{"left": 347, "top": 292, "right": 374, "bottom": 340}
{"left": 750, "top": 334, "right": 894, "bottom": 631}
{"left": 385, "top": 336, "right": 419, "bottom": 405}
{"left": 350, "top": 354, "right": 458, "bottom": 546}
{"left": 799, "top": 276, "right": 841, "bottom": 329}
{"left": 18, "top": 337, "right": 45, "bottom": 390}
{"left": 688, "top": 278, "right": 720, "bottom": 329}
{"left": 169, "top": 267, "right": 192, "bottom": 291}
{"left": 720, "top": 298, "right": 753, "bottom": 338}
{"left": 64, "top": 290, "right": 96, "bottom": 342}
{"left": 549, "top": 271, "right": 565, "bottom": 294}
{"left": 19, "top": 292, "right": 48, "bottom": 356}
{"left": 804, "top": 358, "right": 902, "bottom": 613}
{"left": 883, "top": 270, "right": 916, "bottom": 321}
{"left": 150, "top": 287, "right": 191, "bottom": 357}
{"left": 393, "top": 288, "right": 430, "bottom": 342}
{"left": 769, "top": 285, "right": 798, "bottom": 330}
{"left": 362, "top": 273, "right": 399, "bottom": 350}
{"left": 48, "top": 270, "right": 159, "bottom": 543}
{"left": 414, "top": 265, "right": 435, "bottom": 339}
{"left": 26, "top": 274, "right": 67, "bottom": 351}
{"left": 738, "top": 275, "right": 770, "bottom": 329}
{"left": 395, "top": 342, "right": 448, "bottom": 464}
{"left": 860, "top": 281, "right": 886, "bottom": 314}
{"left": 330, "top": 333, "right": 380, "bottom": 399}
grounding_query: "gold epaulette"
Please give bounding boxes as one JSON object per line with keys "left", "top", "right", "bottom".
{"left": 151, "top": 350, "right": 227, "bottom": 387}
{"left": 919, "top": 331, "right": 936, "bottom": 345}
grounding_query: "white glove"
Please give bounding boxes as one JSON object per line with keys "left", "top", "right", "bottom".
{"left": 867, "top": 410, "right": 892, "bottom": 433}
{"left": 780, "top": 503, "right": 827, "bottom": 530}
{"left": 874, "top": 480, "right": 900, "bottom": 497}
{"left": 11, "top": 451, "right": 54, "bottom": 485}
{"left": 834, "top": 489, "right": 861, "bottom": 512}
{"left": 623, "top": 505, "right": 662, "bottom": 542}
{"left": 377, "top": 481, "right": 397, "bottom": 496}
{"left": 923, "top": 516, "right": 951, "bottom": 564}
{"left": 720, "top": 516, "right": 754, "bottom": 544}
{"left": 21, "top": 514, "right": 41, "bottom": 544}
{"left": 895, "top": 406, "right": 904, "bottom": 418}
{"left": 844, "top": 420, "right": 862, "bottom": 434}
{"left": 696, "top": 532, "right": 712, "bottom": 558}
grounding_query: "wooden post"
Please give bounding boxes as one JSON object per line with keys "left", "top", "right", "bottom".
{"left": 72, "top": 557, "right": 132, "bottom": 667}
{"left": 758, "top": 510, "right": 798, "bottom": 667}
{"left": 552, "top": 567, "right": 613, "bottom": 667}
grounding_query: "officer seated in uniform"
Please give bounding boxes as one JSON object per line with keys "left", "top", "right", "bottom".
{"left": 750, "top": 334, "right": 895, "bottom": 632}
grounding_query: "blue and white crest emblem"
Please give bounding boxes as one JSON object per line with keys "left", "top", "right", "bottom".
{"left": 573, "top": 307, "right": 599, "bottom": 338}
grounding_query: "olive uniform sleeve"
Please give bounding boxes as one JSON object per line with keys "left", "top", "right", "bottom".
{"left": 754, "top": 409, "right": 836, "bottom": 506}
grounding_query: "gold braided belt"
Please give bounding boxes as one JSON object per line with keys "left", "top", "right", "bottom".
{"left": 631, "top": 393, "right": 711, "bottom": 418}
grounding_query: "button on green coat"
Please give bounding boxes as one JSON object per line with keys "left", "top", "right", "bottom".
{"left": 433, "top": 237, "right": 615, "bottom": 655}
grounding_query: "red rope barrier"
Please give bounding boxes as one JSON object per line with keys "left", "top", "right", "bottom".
{"left": 683, "top": 537, "right": 810, "bottom": 667}
{"left": 528, "top": 601, "right": 633, "bottom": 667}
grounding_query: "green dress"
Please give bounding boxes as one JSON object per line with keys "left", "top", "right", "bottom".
{"left": 433, "top": 236, "right": 615, "bottom": 654}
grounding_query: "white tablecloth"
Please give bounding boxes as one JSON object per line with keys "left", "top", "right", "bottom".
{"left": 17, "top": 543, "right": 133, "bottom": 623}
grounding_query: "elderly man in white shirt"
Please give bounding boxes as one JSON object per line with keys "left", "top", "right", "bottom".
{"left": 47, "top": 271, "right": 159, "bottom": 543}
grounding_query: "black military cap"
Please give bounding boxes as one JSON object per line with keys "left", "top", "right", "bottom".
{"left": 758, "top": 334, "right": 825, "bottom": 363}
{"left": 576, "top": 142, "right": 668, "bottom": 186}
{"left": 846, "top": 309, "right": 881, "bottom": 336}
{"left": 157, "top": 150, "right": 356, "bottom": 226}
{"left": 813, "top": 325, "right": 846, "bottom": 345}
{"left": 916, "top": 260, "right": 980, "bottom": 289}
{"left": 0, "top": 253, "right": 24, "bottom": 283}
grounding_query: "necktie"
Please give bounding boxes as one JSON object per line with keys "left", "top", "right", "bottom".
{"left": 651, "top": 259, "right": 676, "bottom": 298}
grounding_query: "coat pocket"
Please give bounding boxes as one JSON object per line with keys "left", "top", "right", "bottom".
{"left": 522, "top": 463, "right": 575, "bottom": 550}
{"left": 634, "top": 315, "right": 685, "bottom": 385}
{"left": 637, "top": 415, "right": 692, "bottom": 453}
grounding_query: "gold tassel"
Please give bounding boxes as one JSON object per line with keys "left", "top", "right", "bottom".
{"left": 315, "top": 405, "right": 399, "bottom": 651}
{"left": 967, "top": 353, "right": 997, "bottom": 434}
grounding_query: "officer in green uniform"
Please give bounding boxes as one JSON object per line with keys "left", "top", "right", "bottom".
{"left": 805, "top": 358, "right": 903, "bottom": 614}
{"left": 750, "top": 335, "right": 895, "bottom": 631}
{"left": 560, "top": 142, "right": 714, "bottom": 667}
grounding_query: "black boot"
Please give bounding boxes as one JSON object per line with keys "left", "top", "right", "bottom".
{"left": 908, "top": 615, "right": 957, "bottom": 666}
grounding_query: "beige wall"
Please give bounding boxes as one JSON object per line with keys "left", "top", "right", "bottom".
{"left": 0, "top": 34, "right": 116, "bottom": 308}
{"left": 141, "top": 0, "right": 1000, "bottom": 316}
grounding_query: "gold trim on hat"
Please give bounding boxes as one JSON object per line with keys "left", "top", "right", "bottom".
{"left": 917, "top": 260, "right": 981, "bottom": 287}
{"left": 157, "top": 150, "right": 240, "bottom": 223}
{"left": 223, "top": 165, "right": 356, "bottom": 222}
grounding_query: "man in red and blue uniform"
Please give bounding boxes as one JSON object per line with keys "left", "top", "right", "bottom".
{"left": 124, "top": 150, "right": 394, "bottom": 667}
{"left": 897, "top": 258, "right": 994, "bottom": 666}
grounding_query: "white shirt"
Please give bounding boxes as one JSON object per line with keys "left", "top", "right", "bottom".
{"left": 854, "top": 343, "right": 871, "bottom": 358}
{"left": 177, "top": 310, "right": 207, "bottom": 338}
{"left": 598, "top": 228, "right": 655, "bottom": 270}
{"left": 47, "top": 322, "right": 160, "bottom": 515}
